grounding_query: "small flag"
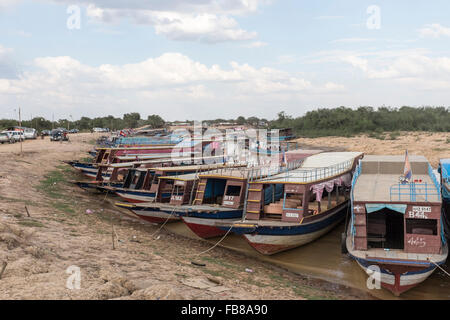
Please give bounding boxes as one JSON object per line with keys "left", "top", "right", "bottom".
{"left": 403, "top": 150, "right": 412, "bottom": 181}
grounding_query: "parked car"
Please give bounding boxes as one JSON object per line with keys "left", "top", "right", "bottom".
{"left": 0, "top": 132, "right": 13, "bottom": 144}
{"left": 41, "top": 130, "right": 51, "bottom": 136}
{"left": 24, "top": 128, "right": 37, "bottom": 139}
{"left": 3, "top": 130, "right": 24, "bottom": 142}
{"left": 50, "top": 130, "right": 69, "bottom": 142}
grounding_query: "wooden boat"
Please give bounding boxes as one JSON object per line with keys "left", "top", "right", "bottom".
{"left": 67, "top": 139, "right": 219, "bottom": 178}
{"left": 107, "top": 163, "right": 232, "bottom": 203}
{"left": 115, "top": 172, "right": 199, "bottom": 223}
{"left": 225, "top": 152, "right": 363, "bottom": 255}
{"left": 346, "top": 154, "right": 448, "bottom": 296}
{"left": 116, "top": 164, "right": 248, "bottom": 223}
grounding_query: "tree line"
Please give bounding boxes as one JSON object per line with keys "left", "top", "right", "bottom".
{"left": 0, "top": 113, "right": 165, "bottom": 132}
{"left": 0, "top": 106, "right": 449, "bottom": 136}
{"left": 270, "top": 106, "right": 450, "bottom": 137}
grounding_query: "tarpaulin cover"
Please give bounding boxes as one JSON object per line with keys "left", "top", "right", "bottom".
{"left": 365, "top": 203, "right": 407, "bottom": 214}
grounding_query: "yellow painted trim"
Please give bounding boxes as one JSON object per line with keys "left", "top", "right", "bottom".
{"left": 248, "top": 189, "right": 262, "bottom": 192}
{"left": 233, "top": 224, "right": 257, "bottom": 228}
{"left": 247, "top": 210, "right": 260, "bottom": 214}
{"left": 247, "top": 200, "right": 260, "bottom": 202}
{"left": 115, "top": 202, "right": 135, "bottom": 208}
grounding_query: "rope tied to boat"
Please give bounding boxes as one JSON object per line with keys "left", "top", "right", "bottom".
{"left": 427, "top": 257, "right": 450, "bottom": 278}
{"left": 193, "top": 224, "right": 234, "bottom": 257}
{"left": 148, "top": 207, "right": 177, "bottom": 239}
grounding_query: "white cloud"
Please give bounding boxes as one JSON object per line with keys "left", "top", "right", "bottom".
{"left": 76, "top": 1, "right": 266, "bottom": 43}
{"left": 0, "top": 52, "right": 343, "bottom": 120}
{"left": 329, "top": 49, "right": 450, "bottom": 91}
{"left": 419, "top": 23, "right": 450, "bottom": 38}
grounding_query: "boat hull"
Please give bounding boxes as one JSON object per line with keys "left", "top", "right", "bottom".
{"left": 352, "top": 256, "right": 438, "bottom": 296}
{"left": 230, "top": 202, "right": 348, "bottom": 255}
{"left": 243, "top": 218, "right": 343, "bottom": 255}
{"left": 174, "top": 209, "right": 242, "bottom": 239}
{"left": 114, "top": 189, "right": 156, "bottom": 203}
{"left": 130, "top": 207, "right": 180, "bottom": 224}
{"left": 181, "top": 216, "right": 234, "bottom": 239}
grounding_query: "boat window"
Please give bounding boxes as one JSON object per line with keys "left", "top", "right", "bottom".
{"left": 225, "top": 185, "right": 241, "bottom": 196}
{"left": 406, "top": 219, "right": 437, "bottom": 235}
{"left": 283, "top": 193, "right": 303, "bottom": 210}
{"left": 203, "top": 178, "right": 227, "bottom": 204}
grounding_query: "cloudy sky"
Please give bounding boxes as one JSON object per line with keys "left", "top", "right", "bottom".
{"left": 1, "top": 0, "right": 450, "bottom": 121}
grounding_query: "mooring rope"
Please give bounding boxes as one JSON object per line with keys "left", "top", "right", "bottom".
{"left": 148, "top": 207, "right": 177, "bottom": 239}
{"left": 427, "top": 257, "right": 450, "bottom": 277}
{"left": 193, "top": 224, "right": 234, "bottom": 257}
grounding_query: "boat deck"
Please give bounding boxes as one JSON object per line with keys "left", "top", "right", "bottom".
{"left": 353, "top": 154, "right": 440, "bottom": 203}
{"left": 354, "top": 173, "right": 439, "bottom": 202}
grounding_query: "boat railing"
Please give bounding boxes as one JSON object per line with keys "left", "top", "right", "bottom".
{"left": 350, "top": 160, "right": 362, "bottom": 239}
{"left": 428, "top": 163, "right": 441, "bottom": 196}
{"left": 197, "top": 159, "right": 304, "bottom": 181}
{"left": 389, "top": 182, "right": 441, "bottom": 202}
{"left": 283, "top": 159, "right": 354, "bottom": 183}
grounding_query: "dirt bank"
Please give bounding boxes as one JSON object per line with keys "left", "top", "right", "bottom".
{"left": 0, "top": 133, "right": 367, "bottom": 300}
{"left": 295, "top": 131, "right": 450, "bottom": 167}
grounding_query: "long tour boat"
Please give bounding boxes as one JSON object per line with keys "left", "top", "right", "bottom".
{"left": 107, "top": 162, "right": 232, "bottom": 203}
{"left": 345, "top": 154, "right": 448, "bottom": 296}
{"left": 225, "top": 152, "right": 363, "bottom": 255}
{"left": 114, "top": 163, "right": 247, "bottom": 223}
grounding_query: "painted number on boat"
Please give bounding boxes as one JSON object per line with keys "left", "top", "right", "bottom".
{"left": 285, "top": 212, "right": 299, "bottom": 218}
{"left": 408, "top": 206, "right": 431, "bottom": 219}
{"left": 407, "top": 236, "right": 427, "bottom": 247}
{"left": 171, "top": 195, "right": 183, "bottom": 201}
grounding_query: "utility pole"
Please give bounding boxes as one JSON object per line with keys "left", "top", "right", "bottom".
{"left": 19, "top": 107, "right": 23, "bottom": 156}
{"left": 52, "top": 113, "right": 54, "bottom": 130}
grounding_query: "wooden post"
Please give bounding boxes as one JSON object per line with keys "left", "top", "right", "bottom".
{"left": 25, "top": 205, "right": 30, "bottom": 217}
{"left": 0, "top": 261, "right": 7, "bottom": 280}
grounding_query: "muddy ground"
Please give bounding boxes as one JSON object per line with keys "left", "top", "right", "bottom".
{"left": 0, "top": 132, "right": 370, "bottom": 300}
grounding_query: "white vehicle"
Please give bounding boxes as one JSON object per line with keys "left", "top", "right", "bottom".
{"left": 23, "top": 128, "right": 37, "bottom": 139}
{"left": 3, "top": 131, "right": 25, "bottom": 142}
{"left": 0, "top": 132, "right": 13, "bottom": 144}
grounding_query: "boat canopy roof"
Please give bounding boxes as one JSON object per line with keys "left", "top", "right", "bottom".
{"left": 255, "top": 152, "right": 363, "bottom": 184}
{"left": 353, "top": 154, "right": 441, "bottom": 203}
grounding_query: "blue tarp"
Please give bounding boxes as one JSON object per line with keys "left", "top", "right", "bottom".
{"left": 365, "top": 204, "right": 407, "bottom": 214}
